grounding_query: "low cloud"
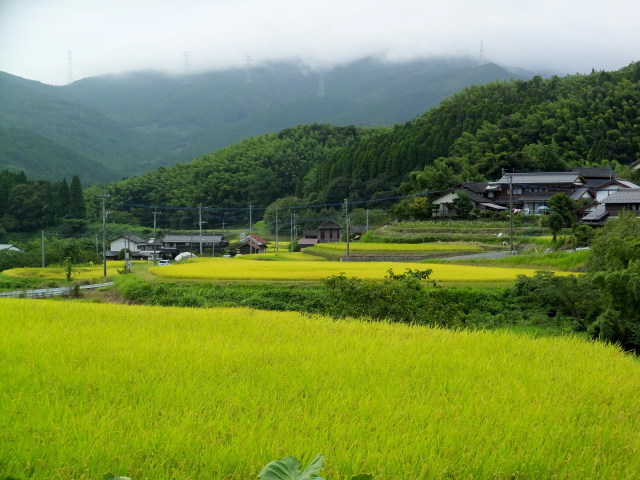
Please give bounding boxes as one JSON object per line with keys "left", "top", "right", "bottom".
{"left": 1, "top": 0, "right": 638, "bottom": 84}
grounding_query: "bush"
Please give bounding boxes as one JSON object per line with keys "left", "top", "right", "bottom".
{"left": 322, "top": 268, "right": 462, "bottom": 327}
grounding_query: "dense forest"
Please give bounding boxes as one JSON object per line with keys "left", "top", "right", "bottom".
{"left": 89, "top": 62, "right": 640, "bottom": 226}
{"left": 305, "top": 62, "right": 640, "bottom": 200}
{"left": 0, "top": 170, "right": 86, "bottom": 235}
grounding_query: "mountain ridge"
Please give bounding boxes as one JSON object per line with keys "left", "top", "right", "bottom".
{"left": 0, "top": 57, "right": 528, "bottom": 182}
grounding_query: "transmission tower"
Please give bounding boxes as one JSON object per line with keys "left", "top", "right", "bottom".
{"left": 245, "top": 55, "right": 253, "bottom": 84}
{"left": 317, "top": 74, "right": 325, "bottom": 98}
{"left": 478, "top": 40, "right": 485, "bottom": 66}
{"left": 183, "top": 51, "right": 191, "bottom": 85}
{"left": 67, "top": 50, "right": 74, "bottom": 84}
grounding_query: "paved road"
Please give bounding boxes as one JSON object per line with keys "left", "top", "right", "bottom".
{"left": 0, "top": 282, "right": 114, "bottom": 299}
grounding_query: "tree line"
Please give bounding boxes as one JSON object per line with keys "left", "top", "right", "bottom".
{"left": 0, "top": 170, "right": 86, "bottom": 236}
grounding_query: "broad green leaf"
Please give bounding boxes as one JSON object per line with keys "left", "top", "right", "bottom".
{"left": 299, "top": 454, "right": 325, "bottom": 480}
{"left": 258, "top": 454, "right": 325, "bottom": 480}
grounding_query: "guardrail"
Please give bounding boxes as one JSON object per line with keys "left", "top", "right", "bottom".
{"left": 0, "top": 282, "right": 114, "bottom": 299}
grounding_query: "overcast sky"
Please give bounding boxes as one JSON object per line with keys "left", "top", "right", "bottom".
{"left": 1, "top": 0, "right": 638, "bottom": 85}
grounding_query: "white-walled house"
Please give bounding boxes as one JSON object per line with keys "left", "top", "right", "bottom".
{"left": 0, "top": 244, "right": 21, "bottom": 252}
{"left": 593, "top": 179, "right": 640, "bottom": 203}
{"left": 109, "top": 234, "right": 146, "bottom": 253}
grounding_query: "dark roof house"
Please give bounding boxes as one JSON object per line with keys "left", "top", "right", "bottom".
{"left": 581, "top": 189, "right": 640, "bottom": 226}
{"left": 317, "top": 221, "right": 342, "bottom": 243}
{"left": 484, "top": 172, "right": 590, "bottom": 214}
{"left": 162, "top": 233, "right": 226, "bottom": 257}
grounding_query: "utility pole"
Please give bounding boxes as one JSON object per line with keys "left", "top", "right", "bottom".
{"left": 248, "top": 204, "right": 254, "bottom": 254}
{"left": 345, "top": 198, "right": 350, "bottom": 261}
{"left": 41, "top": 230, "right": 45, "bottom": 268}
{"left": 125, "top": 231, "right": 131, "bottom": 273}
{"left": 198, "top": 204, "right": 204, "bottom": 256}
{"left": 221, "top": 221, "right": 226, "bottom": 255}
{"left": 152, "top": 207, "right": 160, "bottom": 264}
{"left": 290, "top": 211, "right": 296, "bottom": 252}
{"left": 508, "top": 172, "right": 514, "bottom": 254}
{"left": 98, "top": 192, "right": 110, "bottom": 278}
{"left": 366, "top": 209, "right": 370, "bottom": 232}
{"left": 275, "top": 207, "right": 279, "bottom": 252}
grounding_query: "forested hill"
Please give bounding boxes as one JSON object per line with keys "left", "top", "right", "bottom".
{"left": 95, "top": 62, "right": 640, "bottom": 222}
{"left": 304, "top": 61, "right": 640, "bottom": 201}
{"left": 90, "top": 124, "right": 366, "bottom": 215}
{"left": 0, "top": 57, "right": 523, "bottom": 182}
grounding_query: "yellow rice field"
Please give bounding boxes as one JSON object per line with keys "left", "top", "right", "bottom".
{"left": 2, "top": 261, "right": 136, "bottom": 280}
{"left": 150, "top": 257, "right": 571, "bottom": 283}
{"left": 1, "top": 299, "right": 639, "bottom": 479}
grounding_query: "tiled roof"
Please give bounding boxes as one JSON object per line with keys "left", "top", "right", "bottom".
{"left": 490, "top": 172, "right": 585, "bottom": 185}
{"left": 239, "top": 234, "right": 268, "bottom": 247}
{"left": 617, "top": 180, "right": 640, "bottom": 188}
{"left": 581, "top": 205, "right": 608, "bottom": 222}
{"left": 163, "top": 233, "right": 223, "bottom": 242}
{"left": 516, "top": 193, "right": 554, "bottom": 202}
{"left": 298, "top": 239, "right": 319, "bottom": 246}
{"left": 570, "top": 167, "right": 616, "bottom": 179}
{"left": 596, "top": 179, "right": 640, "bottom": 190}
{"left": 580, "top": 205, "right": 609, "bottom": 223}
{"left": 570, "top": 187, "right": 592, "bottom": 200}
{"left": 601, "top": 189, "right": 640, "bottom": 204}
{"left": 479, "top": 203, "right": 507, "bottom": 210}
{"left": 461, "top": 182, "right": 488, "bottom": 194}
{"left": 318, "top": 221, "right": 342, "bottom": 229}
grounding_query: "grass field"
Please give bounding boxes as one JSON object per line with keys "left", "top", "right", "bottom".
{"left": 303, "top": 241, "right": 490, "bottom": 260}
{"left": 444, "top": 249, "right": 590, "bottom": 271}
{"left": 149, "top": 257, "right": 573, "bottom": 284}
{"left": 307, "top": 242, "right": 486, "bottom": 253}
{"left": 1, "top": 299, "right": 638, "bottom": 479}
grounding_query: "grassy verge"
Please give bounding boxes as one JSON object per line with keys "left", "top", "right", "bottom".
{"left": 441, "top": 250, "right": 590, "bottom": 271}
{"left": 304, "top": 241, "right": 491, "bottom": 260}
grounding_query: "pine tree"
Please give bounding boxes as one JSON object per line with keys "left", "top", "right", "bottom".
{"left": 56, "top": 178, "right": 70, "bottom": 221}
{"left": 68, "top": 175, "right": 86, "bottom": 219}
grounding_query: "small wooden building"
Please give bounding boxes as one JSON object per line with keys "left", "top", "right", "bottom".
{"left": 317, "top": 221, "right": 342, "bottom": 243}
{"left": 238, "top": 234, "right": 268, "bottom": 254}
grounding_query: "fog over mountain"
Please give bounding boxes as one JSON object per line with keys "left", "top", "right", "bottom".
{"left": 0, "top": 0, "right": 638, "bottom": 85}
{"left": 0, "top": 57, "right": 527, "bottom": 182}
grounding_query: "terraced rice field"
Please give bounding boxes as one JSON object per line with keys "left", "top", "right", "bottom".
{"left": 1, "top": 299, "right": 638, "bottom": 479}
{"left": 150, "top": 257, "right": 573, "bottom": 284}
{"left": 307, "top": 241, "right": 486, "bottom": 252}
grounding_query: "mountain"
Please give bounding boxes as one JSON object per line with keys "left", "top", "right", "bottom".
{"left": 0, "top": 57, "right": 527, "bottom": 182}
{"left": 0, "top": 72, "right": 174, "bottom": 179}
{"left": 0, "top": 127, "right": 115, "bottom": 184}
{"left": 92, "top": 62, "right": 640, "bottom": 226}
